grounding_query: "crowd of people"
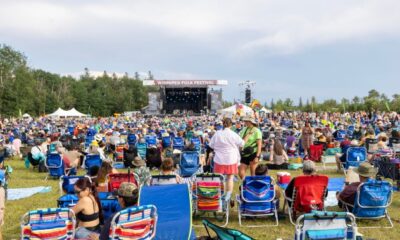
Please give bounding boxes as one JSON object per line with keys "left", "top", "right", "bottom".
{"left": 0, "top": 110, "right": 399, "bottom": 238}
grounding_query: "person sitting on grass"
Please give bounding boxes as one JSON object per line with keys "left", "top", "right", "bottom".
{"left": 268, "top": 140, "right": 289, "bottom": 170}
{"left": 89, "top": 182, "right": 139, "bottom": 240}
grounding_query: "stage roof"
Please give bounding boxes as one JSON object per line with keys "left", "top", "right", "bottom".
{"left": 143, "top": 80, "right": 228, "bottom": 87}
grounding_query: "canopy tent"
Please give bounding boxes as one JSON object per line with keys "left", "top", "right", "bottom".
{"left": 47, "top": 108, "right": 68, "bottom": 117}
{"left": 218, "top": 104, "right": 254, "bottom": 117}
{"left": 66, "top": 108, "right": 87, "bottom": 117}
{"left": 22, "top": 113, "right": 31, "bottom": 118}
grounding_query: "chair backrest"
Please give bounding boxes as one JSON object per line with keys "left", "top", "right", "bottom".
{"left": 336, "top": 130, "right": 347, "bottom": 141}
{"left": 127, "top": 133, "right": 137, "bottom": 146}
{"left": 346, "top": 147, "right": 367, "bottom": 168}
{"left": 179, "top": 151, "right": 200, "bottom": 177}
{"left": 309, "top": 144, "right": 324, "bottom": 161}
{"left": 194, "top": 173, "right": 224, "bottom": 212}
{"left": 21, "top": 208, "right": 76, "bottom": 240}
{"left": 151, "top": 175, "right": 178, "bottom": 186}
{"left": 110, "top": 205, "right": 158, "bottom": 240}
{"left": 84, "top": 154, "right": 102, "bottom": 171}
{"left": 173, "top": 137, "right": 184, "bottom": 150}
{"left": 137, "top": 143, "right": 148, "bottom": 159}
{"left": 145, "top": 135, "right": 157, "bottom": 146}
{"left": 57, "top": 194, "right": 79, "bottom": 208}
{"left": 98, "top": 192, "right": 121, "bottom": 221}
{"left": 241, "top": 176, "right": 276, "bottom": 214}
{"left": 60, "top": 176, "right": 84, "bottom": 194}
{"left": 353, "top": 180, "right": 392, "bottom": 218}
{"left": 293, "top": 175, "right": 329, "bottom": 213}
{"left": 107, "top": 173, "right": 138, "bottom": 192}
{"left": 46, "top": 153, "right": 65, "bottom": 177}
{"left": 162, "top": 136, "right": 172, "bottom": 148}
{"left": 191, "top": 137, "right": 201, "bottom": 150}
{"left": 202, "top": 219, "right": 254, "bottom": 240}
{"left": 296, "top": 211, "right": 356, "bottom": 240}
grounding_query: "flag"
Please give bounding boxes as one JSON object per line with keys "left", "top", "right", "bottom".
{"left": 250, "top": 99, "right": 262, "bottom": 110}
{"left": 236, "top": 102, "right": 244, "bottom": 116}
{"left": 385, "top": 101, "right": 391, "bottom": 111}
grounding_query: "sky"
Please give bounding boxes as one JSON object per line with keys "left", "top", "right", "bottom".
{"left": 1, "top": 0, "right": 400, "bottom": 104}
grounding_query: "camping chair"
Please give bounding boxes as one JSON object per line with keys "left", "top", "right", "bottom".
{"left": 365, "top": 139, "right": 378, "bottom": 154}
{"left": 109, "top": 205, "right": 158, "bottom": 240}
{"left": 202, "top": 219, "right": 254, "bottom": 240}
{"left": 335, "top": 130, "right": 347, "bottom": 142}
{"left": 193, "top": 173, "right": 229, "bottom": 227}
{"left": 340, "top": 179, "right": 393, "bottom": 228}
{"left": 179, "top": 151, "right": 201, "bottom": 178}
{"left": 236, "top": 176, "right": 278, "bottom": 227}
{"left": 309, "top": 144, "right": 324, "bottom": 162}
{"left": 191, "top": 137, "right": 202, "bottom": 153}
{"left": 139, "top": 184, "right": 194, "bottom": 240}
{"left": 295, "top": 211, "right": 358, "bottom": 240}
{"left": 127, "top": 133, "right": 137, "bottom": 146}
{"left": 173, "top": 137, "right": 185, "bottom": 151}
{"left": 57, "top": 194, "right": 79, "bottom": 208}
{"left": 322, "top": 148, "right": 341, "bottom": 170}
{"left": 21, "top": 208, "right": 76, "bottom": 240}
{"left": 145, "top": 135, "right": 157, "bottom": 147}
{"left": 107, "top": 172, "right": 138, "bottom": 192}
{"left": 151, "top": 174, "right": 179, "bottom": 185}
{"left": 83, "top": 154, "right": 102, "bottom": 173}
{"left": 59, "top": 175, "right": 84, "bottom": 195}
{"left": 45, "top": 153, "right": 75, "bottom": 180}
{"left": 284, "top": 175, "right": 329, "bottom": 225}
{"left": 341, "top": 147, "right": 367, "bottom": 175}
{"left": 99, "top": 192, "right": 121, "bottom": 222}
{"left": 137, "top": 142, "right": 148, "bottom": 160}
{"left": 162, "top": 136, "right": 172, "bottom": 148}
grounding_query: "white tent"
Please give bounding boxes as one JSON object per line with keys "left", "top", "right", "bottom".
{"left": 22, "top": 113, "right": 31, "bottom": 118}
{"left": 65, "top": 108, "right": 87, "bottom": 117}
{"left": 219, "top": 104, "right": 254, "bottom": 117}
{"left": 48, "top": 108, "right": 69, "bottom": 117}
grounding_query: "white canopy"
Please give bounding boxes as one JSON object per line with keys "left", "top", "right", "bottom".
{"left": 259, "top": 107, "right": 272, "bottom": 113}
{"left": 219, "top": 104, "right": 254, "bottom": 117}
{"left": 66, "top": 108, "right": 87, "bottom": 117}
{"left": 22, "top": 113, "right": 31, "bottom": 118}
{"left": 48, "top": 108, "right": 68, "bottom": 117}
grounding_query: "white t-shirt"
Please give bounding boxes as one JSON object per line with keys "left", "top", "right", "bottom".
{"left": 209, "top": 128, "right": 244, "bottom": 165}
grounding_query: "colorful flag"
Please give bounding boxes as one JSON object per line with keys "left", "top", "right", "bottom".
{"left": 250, "top": 99, "right": 262, "bottom": 110}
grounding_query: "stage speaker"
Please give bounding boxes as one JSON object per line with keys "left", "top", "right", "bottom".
{"left": 245, "top": 89, "right": 251, "bottom": 104}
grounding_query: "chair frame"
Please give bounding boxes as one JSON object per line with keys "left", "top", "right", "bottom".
{"left": 236, "top": 176, "right": 279, "bottom": 227}
{"left": 193, "top": 173, "right": 229, "bottom": 227}
{"left": 109, "top": 205, "right": 158, "bottom": 240}
{"left": 340, "top": 181, "right": 394, "bottom": 228}
{"left": 45, "top": 153, "right": 74, "bottom": 181}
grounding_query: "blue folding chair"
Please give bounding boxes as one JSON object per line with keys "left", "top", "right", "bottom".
{"left": 57, "top": 194, "right": 79, "bottom": 208}
{"left": 341, "top": 179, "right": 393, "bottom": 228}
{"left": 179, "top": 151, "right": 201, "bottom": 178}
{"left": 145, "top": 135, "right": 157, "bottom": 147}
{"left": 336, "top": 130, "right": 347, "bottom": 142}
{"left": 162, "top": 136, "right": 172, "bottom": 148}
{"left": 137, "top": 142, "right": 148, "bottom": 160}
{"left": 236, "top": 176, "right": 279, "bottom": 227}
{"left": 173, "top": 137, "right": 185, "bottom": 151}
{"left": 109, "top": 205, "right": 158, "bottom": 240}
{"left": 45, "top": 153, "right": 75, "bottom": 180}
{"left": 342, "top": 147, "right": 367, "bottom": 174}
{"left": 99, "top": 192, "right": 121, "bottom": 222}
{"left": 83, "top": 154, "right": 102, "bottom": 173}
{"left": 191, "top": 137, "right": 202, "bottom": 152}
{"left": 127, "top": 133, "right": 137, "bottom": 146}
{"left": 295, "top": 211, "right": 358, "bottom": 240}
{"left": 59, "top": 175, "right": 84, "bottom": 195}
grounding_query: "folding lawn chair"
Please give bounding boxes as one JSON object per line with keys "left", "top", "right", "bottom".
{"left": 45, "top": 153, "right": 75, "bottom": 180}
{"left": 340, "top": 179, "right": 393, "bottom": 228}
{"left": 83, "top": 154, "right": 102, "bottom": 173}
{"left": 139, "top": 184, "right": 195, "bottom": 240}
{"left": 202, "top": 219, "right": 254, "bottom": 240}
{"left": 193, "top": 173, "right": 229, "bottom": 227}
{"left": 341, "top": 147, "right": 367, "bottom": 175}
{"left": 150, "top": 174, "right": 179, "bottom": 186}
{"left": 365, "top": 139, "right": 378, "bottom": 154}
{"left": 173, "top": 137, "right": 185, "bottom": 151}
{"left": 284, "top": 175, "right": 329, "bottom": 225}
{"left": 59, "top": 175, "right": 84, "bottom": 195}
{"left": 236, "top": 175, "right": 278, "bottom": 227}
{"left": 107, "top": 172, "right": 138, "bottom": 192}
{"left": 179, "top": 151, "right": 201, "bottom": 178}
{"left": 145, "top": 135, "right": 157, "bottom": 147}
{"left": 21, "top": 208, "right": 76, "bottom": 240}
{"left": 98, "top": 192, "right": 122, "bottom": 222}
{"left": 109, "top": 205, "right": 158, "bottom": 240}
{"left": 137, "top": 142, "right": 148, "bottom": 160}
{"left": 309, "top": 144, "right": 324, "bottom": 162}
{"left": 295, "top": 211, "right": 358, "bottom": 240}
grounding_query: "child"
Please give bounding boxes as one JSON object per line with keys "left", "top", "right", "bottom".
{"left": 160, "top": 158, "right": 182, "bottom": 183}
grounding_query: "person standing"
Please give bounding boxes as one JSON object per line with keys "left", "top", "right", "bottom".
{"left": 209, "top": 118, "right": 244, "bottom": 202}
{"left": 238, "top": 116, "right": 262, "bottom": 179}
{"left": 301, "top": 121, "right": 314, "bottom": 156}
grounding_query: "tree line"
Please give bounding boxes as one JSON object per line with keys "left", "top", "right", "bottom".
{"left": 0, "top": 44, "right": 157, "bottom": 117}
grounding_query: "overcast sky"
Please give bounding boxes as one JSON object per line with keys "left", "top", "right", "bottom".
{"left": 1, "top": 0, "right": 399, "bottom": 104}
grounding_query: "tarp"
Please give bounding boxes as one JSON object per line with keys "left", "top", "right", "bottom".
{"left": 139, "top": 184, "right": 194, "bottom": 240}
{"left": 7, "top": 186, "right": 51, "bottom": 200}
{"left": 219, "top": 104, "right": 254, "bottom": 117}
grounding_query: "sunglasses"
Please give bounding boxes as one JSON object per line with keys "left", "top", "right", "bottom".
{"left": 74, "top": 189, "right": 83, "bottom": 194}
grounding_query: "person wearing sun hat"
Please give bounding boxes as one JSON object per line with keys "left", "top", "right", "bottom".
{"left": 239, "top": 116, "right": 262, "bottom": 179}
{"left": 131, "top": 157, "right": 151, "bottom": 186}
{"left": 337, "top": 162, "right": 377, "bottom": 210}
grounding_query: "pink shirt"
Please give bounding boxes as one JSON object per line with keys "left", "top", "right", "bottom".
{"left": 209, "top": 128, "right": 244, "bottom": 165}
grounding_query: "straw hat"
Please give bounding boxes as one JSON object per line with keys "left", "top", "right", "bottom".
{"left": 353, "top": 162, "right": 377, "bottom": 178}
{"left": 243, "top": 116, "right": 257, "bottom": 125}
{"left": 132, "top": 157, "right": 146, "bottom": 167}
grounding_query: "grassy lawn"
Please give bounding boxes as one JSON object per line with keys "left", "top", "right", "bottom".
{"left": 3, "top": 157, "right": 400, "bottom": 239}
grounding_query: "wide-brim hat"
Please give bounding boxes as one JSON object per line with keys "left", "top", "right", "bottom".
{"left": 132, "top": 157, "right": 146, "bottom": 167}
{"left": 243, "top": 116, "right": 257, "bottom": 125}
{"left": 353, "top": 162, "right": 377, "bottom": 178}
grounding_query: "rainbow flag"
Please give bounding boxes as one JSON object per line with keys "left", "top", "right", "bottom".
{"left": 250, "top": 99, "right": 262, "bottom": 110}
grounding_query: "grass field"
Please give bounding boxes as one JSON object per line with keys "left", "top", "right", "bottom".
{"left": 3, "top": 157, "right": 400, "bottom": 239}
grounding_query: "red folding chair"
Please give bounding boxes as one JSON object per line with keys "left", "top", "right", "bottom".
{"left": 107, "top": 172, "right": 138, "bottom": 192}
{"left": 309, "top": 144, "right": 324, "bottom": 162}
{"left": 284, "top": 175, "right": 328, "bottom": 224}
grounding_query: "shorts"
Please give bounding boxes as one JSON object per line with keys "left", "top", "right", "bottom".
{"left": 214, "top": 162, "right": 238, "bottom": 175}
{"left": 240, "top": 152, "right": 257, "bottom": 165}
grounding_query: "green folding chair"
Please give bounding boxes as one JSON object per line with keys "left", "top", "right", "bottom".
{"left": 202, "top": 219, "right": 254, "bottom": 240}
